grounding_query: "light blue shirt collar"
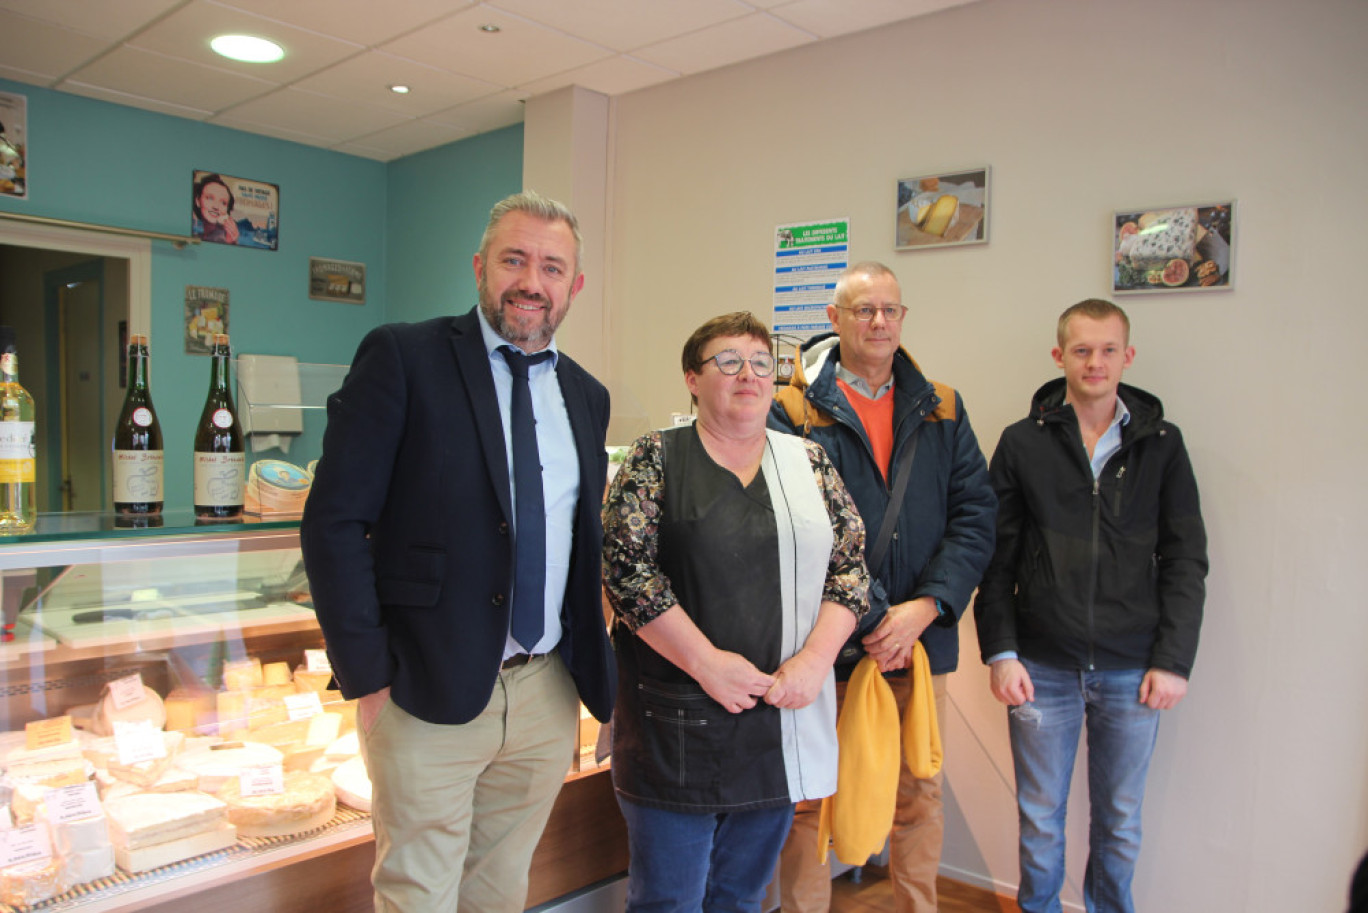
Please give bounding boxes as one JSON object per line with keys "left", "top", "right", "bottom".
{"left": 834, "top": 359, "right": 894, "bottom": 400}
{"left": 475, "top": 305, "right": 561, "bottom": 366}
{"left": 1088, "top": 395, "right": 1131, "bottom": 478}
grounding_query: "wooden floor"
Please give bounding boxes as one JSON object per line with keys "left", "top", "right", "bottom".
{"left": 829, "top": 865, "right": 1020, "bottom": 913}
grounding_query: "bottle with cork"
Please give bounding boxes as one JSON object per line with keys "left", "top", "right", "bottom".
{"left": 193, "top": 333, "right": 245, "bottom": 520}
{"left": 0, "top": 325, "right": 36, "bottom": 533}
{"left": 111, "top": 333, "right": 164, "bottom": 518}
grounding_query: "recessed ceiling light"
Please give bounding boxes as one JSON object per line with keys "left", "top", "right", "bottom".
{"left": 389, "top": 85, "right": 411, "bottom": 94}
{"left": 478, "top": 24, "right": 501, "bottom": 33}
{"left": 210, "top": 34, "right": 285, "bottom": 63}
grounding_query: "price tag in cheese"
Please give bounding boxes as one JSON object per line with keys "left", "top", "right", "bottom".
{"left": 108, "top": 672, "right": 148, "bottom": 710}
{"left": 113, "top": 719, "right": 167, "bottom": 766}
{"left": 239, "top": 764, "right": 286, "bottom": 797}
{"left": 0, "top": 807, "right": 11, "bottom": 829}
{"left": 24, "top": 715, "right": 73, "bottom": 751}
{"left": 0, "top": 824, "right": 53, "bottom": 868}
{"left": 44, "top": 782, "right": 102, "bottom": 825}
{"left": 283, "top": 691, "right": 324, "bottom": 722}
{"left": 304, "top": 649, "right": 332, "bottom": 674}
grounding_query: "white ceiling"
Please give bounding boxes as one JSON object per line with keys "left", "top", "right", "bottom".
{"left": 0, "top": 0, "right": 976, "bottom": 162}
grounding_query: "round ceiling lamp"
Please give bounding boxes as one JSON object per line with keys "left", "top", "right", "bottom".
{"left": 210, "top": 34, "right": 285, "bottom": 63}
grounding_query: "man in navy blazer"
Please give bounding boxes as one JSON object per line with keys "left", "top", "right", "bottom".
{"left": 301, "top": 190, "right": 614, "bottom": 912}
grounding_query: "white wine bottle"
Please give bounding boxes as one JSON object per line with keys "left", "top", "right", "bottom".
{"left": 193, "top": 333, "right": 245, "bottom": 519}
{"left": 0, "top": 326, "right": 36, "bottom": 533}
{"left": 111, "top": 334, "right": 163, "bottom": 516}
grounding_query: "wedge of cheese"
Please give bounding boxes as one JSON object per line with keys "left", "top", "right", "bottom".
{"left": 918, "top": 194, "right": 959, "bottom": 237}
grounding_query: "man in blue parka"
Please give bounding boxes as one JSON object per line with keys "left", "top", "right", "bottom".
{"left": 770, "top": 261, "right": 996, "bottom": 913}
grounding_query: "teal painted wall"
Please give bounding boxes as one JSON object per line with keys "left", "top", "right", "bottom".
{"left": 0, "top": 79, "right": 522, "bottom": 510}
{"left": 385, "top": 124, "right": 523, "bottom": 324}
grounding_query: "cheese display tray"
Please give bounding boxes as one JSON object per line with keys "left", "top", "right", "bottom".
{"left": 0, "top": 806, "right": 370, "bottom": 913}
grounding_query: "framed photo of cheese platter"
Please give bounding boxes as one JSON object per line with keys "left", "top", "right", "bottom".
{"left": 1112, "top": 200, "right": 1234, "bottom": 294}
{"left": 895, "top": 167, "right": 990, "bottom": 250}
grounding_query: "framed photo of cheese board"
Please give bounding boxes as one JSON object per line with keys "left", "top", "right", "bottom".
{"left": 1112, "top": 200, "right": 1235, "bottom": 294}
{"left": 895, "top": 167, "right": 990, "bottom": 250}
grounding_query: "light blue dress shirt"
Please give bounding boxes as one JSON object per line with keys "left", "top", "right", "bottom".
{"left": 476, "top": 308, "right": 579, "bottom": 659}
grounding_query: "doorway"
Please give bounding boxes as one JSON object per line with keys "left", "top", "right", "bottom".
{"left": 43, "top": 260, "right": 106, "bottom": 511}
{"left": 0, "top": 220, "right": 149, "bottom": 515}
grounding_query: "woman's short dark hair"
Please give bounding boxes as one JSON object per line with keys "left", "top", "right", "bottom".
{"left": 681, "top": 311, "right": 774, "bottom": 374}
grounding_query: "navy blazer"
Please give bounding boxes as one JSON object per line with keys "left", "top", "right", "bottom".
{"left": 301, "top": 310, "right": 616, "bottom": 725}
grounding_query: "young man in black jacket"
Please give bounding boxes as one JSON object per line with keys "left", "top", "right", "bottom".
{"left": 974, "top": 299, "right": 1207, "bottom": 913}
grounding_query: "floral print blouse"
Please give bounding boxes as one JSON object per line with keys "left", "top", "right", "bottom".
{"left": 603, "top": 430, "right": 869, "bottom": 631}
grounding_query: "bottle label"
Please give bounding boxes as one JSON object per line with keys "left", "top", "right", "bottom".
{"left": 212, "top": 408, "right": 234, "bottom": 430}
{"left": 112, "top": 450, "right": 164, "bottom": 502}
{"left": 132, "top": 407, "right": 154, "bottom": 428}
{"left": 194, "top": 452, "right": 246, "bottom": 506}
{"left": 0, "top": 421, "right": 35, "bottom": 483}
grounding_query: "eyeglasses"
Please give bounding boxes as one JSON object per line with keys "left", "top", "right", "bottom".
{"left": 836, "top": 304, "right": 907, "bottom": 322}
{"left": 701, "top": 349, "right": 776, "bottom": 377}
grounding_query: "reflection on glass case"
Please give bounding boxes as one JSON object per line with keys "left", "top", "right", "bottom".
{"left": 0, "top": 516, "right": 369, "bottom": 912}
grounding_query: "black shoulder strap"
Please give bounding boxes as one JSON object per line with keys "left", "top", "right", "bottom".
{"left": 867, "top": 435, "right": 917, "bottom": 573}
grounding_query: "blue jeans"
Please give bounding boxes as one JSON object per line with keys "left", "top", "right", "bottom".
{"left": 1008, "top": 660, "right": 1160, "bottom": 913}
{"left": 616, "top": 796, "right": 795, "bottom": 913}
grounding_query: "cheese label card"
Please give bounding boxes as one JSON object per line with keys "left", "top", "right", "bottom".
{"left": 0, "top": 824, "right": 53, "bottom": 868}
{"left": 284, "top": 691, "right": 324, "bottom": 721}
{"left": 109, "top": 672, "right": 147, "bottom": 710}
{"left": 239, "top": 764, "right": 285, "bottom": 797}
{"left": 24, "top": 715, "right": 73, "bottom": 751}
{"left": 45, "top": 782, "right": 103, "bottom": 825}
{"left": 304, "top": 649, "right": 332, "bottom": 673}
{"left": 114, "top": 719, "right": 167, "bottom": 765}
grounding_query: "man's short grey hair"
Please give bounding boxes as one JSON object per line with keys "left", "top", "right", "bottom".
{"left": 832, "top": 260, "right": 898, "bottom": 308}
{"left": 479, "top": 189, "right": 583, "bottom": 272}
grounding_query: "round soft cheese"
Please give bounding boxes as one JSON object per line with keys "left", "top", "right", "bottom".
{"left": 218, "top": 770, "right": 336, "bottom": 838}
{"left": 174, "top": 741, "right": 283, "bottom": 792}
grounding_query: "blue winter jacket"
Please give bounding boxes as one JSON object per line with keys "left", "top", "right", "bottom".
{"left": 770, "top": 333, "right": 997, "bottom": 676}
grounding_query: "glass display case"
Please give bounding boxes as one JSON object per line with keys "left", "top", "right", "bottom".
{"left": 0, "top": 515, "right": 626, "bottom": 913}
{"left": 0, "top": 513, "right": 369, "bottom": 912}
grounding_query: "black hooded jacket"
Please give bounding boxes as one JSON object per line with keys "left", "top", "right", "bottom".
{"left": 973, "top": 380, "right": 1207, "bottom": 677}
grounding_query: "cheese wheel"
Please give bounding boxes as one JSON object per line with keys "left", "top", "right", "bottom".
{"left": 175, "top": 741, "right": 284, "bottom": 793}
{"left": 218, "top": 770, "right": 336, "bottom": 838}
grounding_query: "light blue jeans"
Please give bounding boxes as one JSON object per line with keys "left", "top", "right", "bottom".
{"left": 616, "top": 796, "right": 795, "bottom": 913}
{"left": 1008, "top": 659, "right": 1161, "bottom": 913}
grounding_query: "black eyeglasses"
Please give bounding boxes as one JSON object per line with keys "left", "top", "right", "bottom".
{"left": 836, "top": 304, "right": 907, "bottom": 322}
{"left": 701, "top": 350, "right": 776, "bottom": 377}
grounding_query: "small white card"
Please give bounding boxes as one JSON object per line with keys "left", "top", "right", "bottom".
{"left": 113, "top": 719, "right": 166, "bottom": 766}
{"left": 239, "top": 764, "right": 285, "bottom": 797}
{"left": 0, "top": 824, "right": 53, "bottom": 868}
{"left": 108, "top": 672, "right": 146, "bottom": 710}
{"left": 304, "top": 649, "right": 332, "bottom": 673}
{"left": 284, "top": 691, "right": 324, "bottom": 721}
{"left": 45, "top": 782, "right": 103, "bottom": 825}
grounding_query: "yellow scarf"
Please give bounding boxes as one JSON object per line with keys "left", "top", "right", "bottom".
{"left": 816, "top": 645, "right": 942, "bottom": 865}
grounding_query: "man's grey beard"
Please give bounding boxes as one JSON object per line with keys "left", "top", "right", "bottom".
{"left": 479, "top": 283, "right": 560, "bottom": 348}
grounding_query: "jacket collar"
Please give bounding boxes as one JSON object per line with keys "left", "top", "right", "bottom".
{"left": 1029, "top": 378, "right": 1164, "bottom": 438}
{"left": 793, "top": 331, "right": 935, "bottom": 411}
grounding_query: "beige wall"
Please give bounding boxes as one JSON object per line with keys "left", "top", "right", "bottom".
{"left": 592, "top": 0, "right": 1368, "bottom": 909}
